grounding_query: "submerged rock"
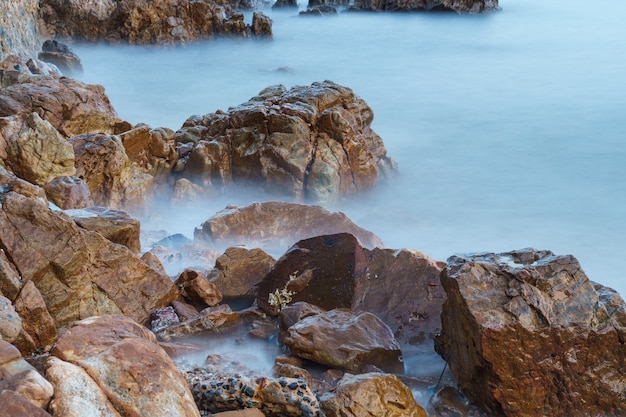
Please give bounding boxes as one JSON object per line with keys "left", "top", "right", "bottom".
{"left": 38, "top": 40, "right": 83, "bottom": 76}
{"left": 349, "top": 0, "right": 499, "bottom": 13}
{"left": 436, "top": 249, "right": 626, "bottom": 417}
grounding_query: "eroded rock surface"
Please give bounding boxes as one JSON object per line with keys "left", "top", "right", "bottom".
{"left": 0, "top": 0, "right": 41, "bottom": 61}
{"left": 436, "top": 249, "right": 626, "bottom": 417}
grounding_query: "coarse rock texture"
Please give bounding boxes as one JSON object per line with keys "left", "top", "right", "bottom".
{"left": 39, "top": 0, "right": 273, "bottom": 43}
{"left": 0, "top": 339, "right": 40, "bottom": 381}
{"left": 64, "top": 206, "right": 141, "bottom": 254}
{"left": 12, "top": 280, "right": 57, "bottom": 355}
{"left": 119, "top": 124, "right": 178, "bottom": 181}
{"left": 0, "top": 294, "right": 22, "bottom": 343}
{"left": 257, "top": 233, "right": 445, "bottom": 354}
{"left": 190, "top": 374, "right": 319, "bottom": 416}
{"left": 0, "top": 248, "right": 23, "bottom": 301}
{"left": 155, "top": 304, "right": 241, "bottom": 341}
{"left": 436, "top": 248, "right": 626, "bottom": 417}
{"left": 0, "top": 389, "right": 53, "bottom": 417}
{"left": 0, "top": 75, "right": 128, "bottom": 137}
{"left": 44, "top": 175, "right": 94, "bottom": 209}
{"left": 349, "top": 0, "right": 499, "bottom": 13}
{"left": 320, "top": 372, "right": 427, "bottom": 417}
{"left": 195, "top": 201, "right": 384, "bottom": 252}
{"left": 0, "top": 191, "right": 180, "bottom": 328}
{"left": 175, "top": 81, "right": 397, "bottom": 202}
{"left": 206, "top": 246, "right": 276, "bottom": 300}
{"left": 0, "top": 369, "right": 54, "bottom": 409}
{"left": 281, "top": 306, "right": 404, "bottom": 373}
{"left": 0, "top": 112, "right": 76, "bottom": 185}
{"left": 0, "top": 0, "right": 41, "bottom": 61}
{"left": 38, "top": 40, "right": 84, "bottom": 77}
{"left": 51, "top": 315, "right": 201, "bottom": 417}
{"left": 175, "top": 269, "right": 224, "bottom": 308}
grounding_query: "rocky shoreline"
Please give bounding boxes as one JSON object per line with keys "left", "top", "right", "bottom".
{"left": 2, "top": 1, "right": 626, "bottom": 417}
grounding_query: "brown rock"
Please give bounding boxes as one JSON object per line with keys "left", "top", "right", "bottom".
{"left": 156, "top": 304, "right": 241, "bottom": 341}
{"left": 44, "top": 175, "right": 93, "bottom": 209}
{"left": 282, "top": 307, "right": 404, "bottom": 373}
{"left": 0, "top": 339, "right": 38, "bottom": 380}
{"left": 176, "top": 269, "right": 223, "bottom": 308}
{"left": 169, "top": 177, "right": 214, "bottom": 207}
{"left": 52, "top": 315, "right": 201, "bottom": 417}
{"left": 119, "top": 124, "right": 177, "bottom": 180}
{"left": 0, "top": 249, "right": 23, "bottom": 301}
{"left": 0, "top": 294, "right": 22, "bottom": 343}
{"left": 0, "top": 75, "right": 126, "bottom": 137}
{"left": 207, "top": 246, "right": 275, "bottom": 300}
{"left": 320, "top": 372, "right": 427, "bottom": 417}
{"left": 436, "top": 249, "right": 626, "bottom": 417}
{"left": 46, "top": 356, "right": 122, "bottom": 417}
{"left": 38, "top": 39, "right": 83, "bottom": 76}
{"left": 0, "top": 112, "right": 76, "bottom": 185}
{"left": 0, "top": 390, "right": 52, "bottom": 417}
{"left": 252, "top": 12, "right": 272, "bottom": 37}
{"left": 0, "top": 369, "right": 54, "bottom": 409}
{"left": 64, "top": 206, "right": 141, "bottom": 254}
{"left": 171, "top": 300, "right": 200, "bottom": 321}
{"left": 0, "top": 191, "right": 179, "bottom": 328}
{"left": 213, "top": 409, "right": 266, "bottom": 417}
{"left": 13, "top": 280, "right": 57, "bottom": 354}
{"left": 176, "top": 81, "right": 396, "bottom": 202}
{"left": 196, "top": 202, "right": 383, "bottom": 253}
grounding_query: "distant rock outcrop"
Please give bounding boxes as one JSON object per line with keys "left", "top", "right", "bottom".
{"left": 349, "top": 0, "right": 499, "bottom": 13}
{"left": 436, "top": 249, "right": 626, "bottom": 417}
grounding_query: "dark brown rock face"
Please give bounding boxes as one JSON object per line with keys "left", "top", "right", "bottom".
{"left": 39, "top": 0, "right": 272, "bottom": 43}
{"left": 257, "top": 233, "right": 445, "bottom": 353}
{"left": 436, "top": 249, "right": 626, "bottom": 417}
{"left": 195, "top": 201, "right": 384, "bottom": 252}
{"left": 349, "top": 0, "right": 499, "bottom": 12}
{"left": 176, "top": 81, "right": 397, "bottom": 202}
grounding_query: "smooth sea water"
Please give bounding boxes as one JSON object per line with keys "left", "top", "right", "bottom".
{"left": 73, "top": 0, "right": 626, "bottom": 298}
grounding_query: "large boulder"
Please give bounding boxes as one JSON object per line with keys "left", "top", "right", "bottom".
{"left": 51, "top": 314, "right": 201, "bottom": 417}
{"left": 349, "top": 0, "right": 499, "bottom": 12}
{"left": 12, "top": 280, "right": 58, "bottom": 354}
{"left": 281, "top": 305, "right": 404, "bottom": 373}
{"left": 0, "top": 294, "right": 22, "bottom": 343}
{"left": 320, "top": 372, "right": 427, "bottom": 417}
{"left": 44, "top": 175, "right": 94, "bottom": 209}
{"left": 176, "top": 81, "right": 397, "bottom": 202}
{"left": 0, "top": 369, "right": 54, "bottom": 409}
{"left": 0, "top": 191, "right": 180, "bottom": 328}
{"left": 0, "top": 0, "right": 41, "bottom": 61}
{"left": 39, "top": 0, "right": 272, "bottom": 43}
{"left": 119, "top": 125, "right": 178, "bottom": 180}
{"left": 0, "top": 390, "right": 52, "bottom": 417}
{"left": 195, "top": 201, "right": 384, "bottom": 252}
{"left": 436, "top": 249, "right": 626, "bottom": 417}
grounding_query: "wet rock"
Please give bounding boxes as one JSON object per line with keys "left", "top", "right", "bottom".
{"left": 436, "top": 249, "right": 626, "bottom": 417}
{"left": 206, "top": 246, "right": 275, "bottom": 300}
{"left": 0, "top": 112, "right": 76, "bottom": 186}
{"left": 320, "top": 372, "right": 427, "bottom": 417}
{"left": 195, "top": 202, "right": 383, "bottom": 253}
{"left": 252, "top": 12, "right": 273, "bottom": 37}
{"left": 0, "top": 390, "right": 52, "bottom": 417}
{"left": 38, "top": 39, "right": 83, "bottom": 76}
{"left": 273, "top": 0, "right": 299, "bottom": 8}
{"left": 176, "top": 269, "right": 223, "bottom": 308}
{"left": 40, "top": 0, "right": 273, "bottom": 43}
{"left": 12, "top": 280, "right": 57, "bottom": 355}
{"left": 0, "top": 0, "right": 41, "bottom": 61}
{"left": 176, "top": 81, "right": 397, "bottom": 202}
{"left": 64, "top": 206, "right": 141, "bottom": 254}
{"left": 151, "top": 306, "right": 181, "bottom": 332}
{"left": 0, "top": 369, "right": 53, "bottom": 409}
{"left": 0, "top": 294, "right": 22, "bottom": 342}
{"left": 51, "top": 314, "right": 201, "bottom": 417}
{"left": 282, "top": 306, "right": 404, "bottom": 373}
{"left": 300, "top": 6, "right": 338, "bottom": 15}
{"left": 156, "top": 304, "right": 241, "bottom": 341}
{"left": 44, "top": 175, "right": 93, "bottom": 209}
{"left": 0, "top": 75, "right": 126, "bottom": 137}
{"left": 0, "top": 191, "right": 180, "bottom": 328}
{"left": 349, "top": 0, "right": 499, "bottom": 12}
{"left": 46, "top": 356, "right": 122, "bottom": 417}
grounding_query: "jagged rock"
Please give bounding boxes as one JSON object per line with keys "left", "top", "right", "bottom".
{"left": 436, "top": 249, "right": 626, "bottom": 417}
{"left": 300, "top": 6, "right": 338, "bottom": 15}
{"left": 176, "top": 81, "right": 397, "bottom": 202}
{"left": 0, "top": 191, "right": 180, "bottom": 328}
{"left": 64, "top": 206, "right": 141, "bottom": 254}
{"left": 0, "top": 75, "right": 127, "bottom": 137}
{"left": 171, "top": 300, "right": 200, "bottom": 321}
{"left": 38, "top": 39, "right": 83, "bottom": 76}
{"left": 349, "top": 0, "right": 499, "bottom": 12}
{"left": 0, "top": 294, "right": 22, "bottom": 342}
{"left": 119, "top": 124, "right": 178, "bottom": 180}
{"left": 175, "top": 269, "right": 223, "bottom": 308}
{"left": 151, "top": 306, "right": 181, "bottom": 332}
{"left": 206, "top": 246, "right": 275, "bottom": 300}
{"left": 320, "top": 372, "right": 427, "bottom": 417}
{"left": 0, "top": 249, "right": 23, "bottom": 301}
{"left": 0, "top": 0, "right": 41, "bottom": 61}
{"left": 0, "top": 390, "right": 52, "bottom": 417}
{"left": 44, "top": 175, "right": 93, "bottom": 209}
{"left": 195, "top": 202, "right": 384, "bottom": 252}
{"left": 51, "top": 314, "right": 201, "bottom": 417}
{"left": 156, "top": 304, "right": 241, "bottom": 341}
{"left": 0, "top": 339, "right": 38, "bottom": 380}
{"left": 13, "top": 280, "right": 57, "bottom": 355}
{"left": 252, "top": 12, "right": 273, "bottom": 37}
{"left": 0, "top": 369, "right": 54, "bottom": 409}
{"left": 40, "top": 0, "right": 273, "bottom": 43}
{"left": 0, "top": 112, "right": 76, "bottom": 185}
{"left": 273, "top": 0, "right": 298, "bottom": 7}
{"left": 282, "top": 306, "right": 404, "bottom": 373}
{"left": 46, "top": 356, "right": 123, "bottom": 417}
{"left": 257, "top": 233, "right": 445, "bottom": 354}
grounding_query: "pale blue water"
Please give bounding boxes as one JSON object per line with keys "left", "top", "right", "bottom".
{"left": 74, "top": 0, "right": 626, "bottom": 298}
